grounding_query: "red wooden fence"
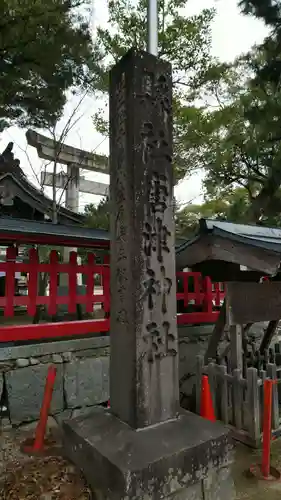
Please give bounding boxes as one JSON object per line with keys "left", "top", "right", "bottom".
{"left": 0, "top": 248, "right": 225, "bottom": 343}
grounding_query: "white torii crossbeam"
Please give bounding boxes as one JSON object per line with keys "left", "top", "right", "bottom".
{"left": 26, "top": 130, "right": 108, "bottom": 174}
{"left": 41, "top": 171, "right": 109, "bottom": 197}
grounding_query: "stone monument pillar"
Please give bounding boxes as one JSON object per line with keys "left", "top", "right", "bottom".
{"left": 63, "top": 49, "right": 235, "bottom": 500}
{"left": 109, "top": 48, "right": 178, "bottom": 429}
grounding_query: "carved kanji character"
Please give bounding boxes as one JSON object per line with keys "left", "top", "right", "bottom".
{"left": 156, "top": 218, "right": 171, "bottom": 263}
{"left": 148, "top": 172, "right": 169, "bottom": 215}
{"left": 160, "top": 266, "right": 172, "bottom": 314}
{"left": 142, "top": 268, "right": 160, "bottom": 310}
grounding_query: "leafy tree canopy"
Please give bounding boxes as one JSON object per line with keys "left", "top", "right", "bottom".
{"left": 84, "top": 197, "right": 110, "bottom": 231}
{"left": 176, "top": 45, "right": 281, "bottom": 223}
{"left": 239, "top": 0, "right": 281, "bottom": 86}
{"left": 84, "top": 188, "right": 251, "bottom": 240}
{"left": 91, "top": 0, "right": 217, "bottom": 181}
{"left": 0, "top": 0, "right": 95, "bottom": 131}
{"left": 175, "top": 188, "right": 250, "bottom": 238}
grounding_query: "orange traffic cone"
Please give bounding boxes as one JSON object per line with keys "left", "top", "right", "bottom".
{"left": 200, "top": 375, "right": 216, "bottom": 422}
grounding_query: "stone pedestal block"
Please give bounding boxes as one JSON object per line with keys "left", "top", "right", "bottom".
{"left": 63, "top": 408, "right": 235, "bottom": 500}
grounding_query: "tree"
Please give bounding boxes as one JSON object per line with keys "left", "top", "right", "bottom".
{"left": 91, "top": 0, "right": 217, "bottom": 181}
{"left": 0, "top": 0, "right": 95, "bottom": 131}
{"left": 238, "top": 0, "right": 281, "bottom": 86}
{"left": 84, "top": 197, "right": 110, "bottom": 231}
{"left": 176, "top": 47, "right": 281, "bottom": 223}
{"left": 175, "top": 188, "right": 250, "bottom": 238}
{"left": 83, "top": 188, "right": 250, "bottom": 240}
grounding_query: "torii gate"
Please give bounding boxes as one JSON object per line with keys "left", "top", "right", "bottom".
{"left": 26, "top": 130, "right": 109, "bottom": 287}
{"left": 26, "top": 129, "right": 109, "bottom": 213}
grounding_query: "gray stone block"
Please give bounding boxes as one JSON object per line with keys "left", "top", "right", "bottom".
{"left": 71, "top": 406, "right": 99, "bottom": 419}
{"left": 16, "top": 358, "right": 29, "bottom": 368}
{"left": 203, "top": 465, "right": 234, "bottom": 500}
{"left": 64, "top": 357, "right": 109, "bottom": 408}
{"left": 73, "top": 347, "right": 110, "bottom": 359}
{"left": 0, "top": 372, "right": 3, "bottom": 399}
{"left": 0, "top": 336, "right": 110, "bottom": 362}
{"left": 168, "top": 483, "right": 203, "bottom": 499}
{"left": 30, "top": 358, "right": 40, "bottom": 365}
{"left": 5, "top": 364, "right": 64, "bottom": 424}
{"left": 52, "top": 354, "right": 63, "bottom": 364}
{"left": 63, "top": 408, "right": 234, "bottom": 500}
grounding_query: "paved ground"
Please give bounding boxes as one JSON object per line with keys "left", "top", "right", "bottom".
{"left": 233, "top": 440, "right": 281, "bottom": 500}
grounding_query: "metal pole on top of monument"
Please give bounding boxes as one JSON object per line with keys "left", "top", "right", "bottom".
{"left": 147, "top": 0, "right": 158, "bottom": 56}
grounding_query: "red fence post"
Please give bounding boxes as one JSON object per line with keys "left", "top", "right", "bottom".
{"left": 194, "top": 273, "right": 201, "bottom": 307}
{"left": 203, "top": 276, "right": 213, "bottom": 315}
{"left": 22, "top": 365, "right": 57, "bottom": 455}
{"left": 33, "top": 365, "right": 57, "bottom": 452}
{"left": 261, "top": 379, "right": 274, "bottom": 478}
{"left": 85, "top": 252, "right": 95, "bottom": 314}
{"left": 103, "top": 256, "right": 110, "bottom": 316}
{"left": 68, "top": 251, "right": 78, "bottom": 314}
{"left": 27, "top": 248, "right": 39, "bottom": 317}
{"left": 48, "top": 250, "right": 59, "bottom": 316}
{"left": 4, "top": 246, "right": 17, "bottom": 317}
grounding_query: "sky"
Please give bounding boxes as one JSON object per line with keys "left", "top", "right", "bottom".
{"left": 0, "top": 0, "right": 269, "bottom": 212}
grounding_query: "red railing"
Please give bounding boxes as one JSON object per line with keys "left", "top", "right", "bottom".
{"left": 0, "top": 248, "right": 225, "bottom": 343}
{"left": 176, "top": 271, "right": 224, "bottom": 325}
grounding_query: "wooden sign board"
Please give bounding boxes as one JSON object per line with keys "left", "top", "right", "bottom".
{"left": 226, "top": 281, "right": 281, "bottom": 325}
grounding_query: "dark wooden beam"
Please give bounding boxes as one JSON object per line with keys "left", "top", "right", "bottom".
{"left": 204, "top": 300, "right": 226, "bottom": 363}
{"left": 226, "top": 282, "right": 281, "bottom": 324}
{"left": 259, "top": 320, "right": 280, "bottom": 354}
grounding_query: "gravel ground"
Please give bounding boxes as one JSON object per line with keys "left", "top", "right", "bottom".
{"left": 0, "top": 421, "right": 94, "bottom": 500}
{"left": 233, "top": 440, "right": 281, "bottom": 500}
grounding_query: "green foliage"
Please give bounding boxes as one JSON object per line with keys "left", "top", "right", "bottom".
{"left": 0, "top": 0, "right": 94, "bottom": 130}
{"left": 83, "top": 188, "right": 251, "bottom": 240}
{"left": 239, "top": 0, "right": 281, "bottom": 86}
{"left": 91, "top": 0, "right": 217, "bottom": 182}
{"left": 84, "top": 197, "right": 110, "bottom": 231}
{"left": 176, "top": 46, "right": 281, "bottom": 222}
{"left": 175, "top": 188, "right": 250, "bottom": 238}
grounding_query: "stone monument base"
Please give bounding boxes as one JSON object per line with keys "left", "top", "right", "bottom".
{"left": 63, "top": 407, "right": 235, "bottom": 500}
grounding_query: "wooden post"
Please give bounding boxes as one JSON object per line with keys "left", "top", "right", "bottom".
{"left": 207, "top": 362, "right": 217, "bottom": 416}
{"left": 230, "top": 324, "right": 243, "bottom": 372}
{"left": 204, "top": 300, "right": 226, "bottom": 363}
{"left": 195, "top": 355, "right": 204, "bottom": 414}
{"left": 218, "top": 364, "right": 228, "bottom": 424}
{"left": 260, "top": 320, "right": 279, "bottom": 354}
{"left": 233, "top": 368, "right": 242, "bottom": 430}
{"left": 246, "top": 367, "right": 261, "bottom": 446}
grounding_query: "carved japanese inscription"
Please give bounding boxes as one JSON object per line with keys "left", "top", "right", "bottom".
{"left": 141, "top": 169, "right": 177, "bottom": 362}
{"left": 109, "top": 49, "right": 178, "bottom": 428}
{"left": 139, "top": 73, "right": 177, "bottom": 362}
{"left": 113, "top": 72, "right": 129, "bottom": 324}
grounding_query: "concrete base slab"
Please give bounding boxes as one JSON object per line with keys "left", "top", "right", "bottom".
{"left": 63, "top": 407, "right": 235, "bottom": 500}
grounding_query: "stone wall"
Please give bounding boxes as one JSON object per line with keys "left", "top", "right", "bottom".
{"left": 0, "top": 323, "right": 266, "bottom": 427}
{"left": 0, "top": 336, "right": 110, "bottom": 426}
